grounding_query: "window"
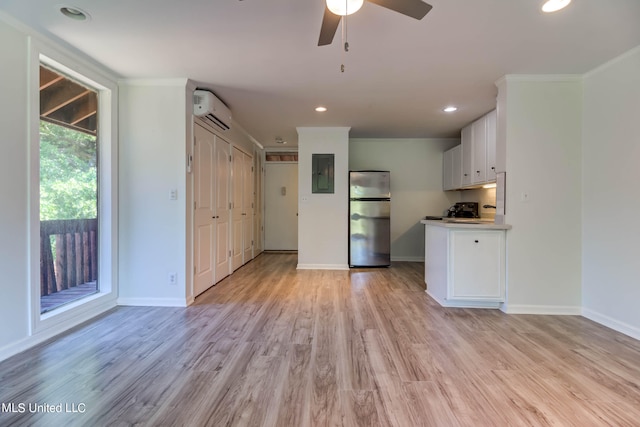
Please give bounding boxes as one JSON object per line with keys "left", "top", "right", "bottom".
{"left": 39, "top": 65, "right": 99, "bottom": 313}
{"left": 31, "top": 46, "right": 117, "bottom": 333}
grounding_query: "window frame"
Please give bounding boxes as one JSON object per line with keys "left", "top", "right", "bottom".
{"left": 28, "top": 38, "right": 118, "bottom": 335}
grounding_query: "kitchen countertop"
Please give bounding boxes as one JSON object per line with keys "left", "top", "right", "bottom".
{"left": 420, "top": 219, "right": 512, "bottom": 230}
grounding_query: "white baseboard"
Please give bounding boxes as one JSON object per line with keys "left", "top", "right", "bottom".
{"left": 502, "top": 304, "right": 582, "bottom": 315}
{"left": 296, "top": 264, "right": 349, "bottom": 271}
{"left": 391, "top": 256, "right": 424, "bottom": 262}
{"left": 117, "top": 297, "right": 189, "bottom": 307}
{"left": 582, "top": 308, "right": 640, "bottom": 341}
{"left": 425, "top": 290, "right": 502, "bottom": 309}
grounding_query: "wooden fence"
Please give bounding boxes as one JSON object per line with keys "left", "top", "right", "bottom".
{"left": 40, "top": 218, "right": 98, "bottom": 296}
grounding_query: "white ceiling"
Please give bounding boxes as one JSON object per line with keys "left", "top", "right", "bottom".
{"left": 2, "top": 0, "right": 640, "bottom": 147}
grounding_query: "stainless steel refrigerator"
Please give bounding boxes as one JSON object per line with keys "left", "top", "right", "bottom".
{"left": 349, "top": 171, "right": 391, "bottom": 267}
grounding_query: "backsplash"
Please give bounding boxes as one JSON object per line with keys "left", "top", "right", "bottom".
{"left": 460, "top": 187, "right": 497, "bottom": 219}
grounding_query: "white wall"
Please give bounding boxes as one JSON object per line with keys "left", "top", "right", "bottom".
{"left": 498, "top": 76, "right": 583, "bottom": 314}
{"left": 0, "top": 17, "right": 30, "bottom": 354}
{"left": 297, "top": 127, "right": 350, "bottom": 269}
{"left": 349, "top": 138, "right": 460, "bottom": 261}
{"left": 118, "top": 81, "right": 190, "bottom": 306}
{"left": 118, "top": 81, "right": 260, "bottom": 306}
{"left": 582, "top": 46, "right": 640, "bottom": 338}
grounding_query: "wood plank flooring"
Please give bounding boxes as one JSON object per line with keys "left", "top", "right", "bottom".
{"left": 2, "top": 253, "right": 640, "bottom": 426}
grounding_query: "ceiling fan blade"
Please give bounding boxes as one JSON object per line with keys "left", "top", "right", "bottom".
{"left": 366, "top": 0, "right": 432, "bottom": 20}
{"left": 318, "top": 5, "right": 342, "bottom": 46}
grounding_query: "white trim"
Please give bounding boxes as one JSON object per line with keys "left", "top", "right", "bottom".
{"left": 296, "top": 264, "right": 350, "bottom": 270}
{"left": 232, "top": 120, "right": 264, "bottom": 149}
{"left": 117, "top": 298, "right": 190, "bottom": 307}
{"left": 28, "top": 38, "right": 119, "bottom": 336}
{"left": 584, "top": 44, "right": 640, "bottom": 79}
{"left": 502, "top": 304, "right": 582, "bottom": 315}
{"left": 118, "top": 78, "right": 189, "bottom": 87}
{"left": 426, "top": 290, "right": 502, "bottom": 309}
{"left": 582, "top": 308, "right": 640, "bottom": 341}
{"left": 391, "top": 256, "right": 423, "bottom": 262}
{"left": 496, "top": 74, "right": 583, "bottom": 86}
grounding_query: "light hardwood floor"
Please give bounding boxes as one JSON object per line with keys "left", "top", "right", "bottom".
{"left": 2, "top": 253, "right": 640, "bottom": 426}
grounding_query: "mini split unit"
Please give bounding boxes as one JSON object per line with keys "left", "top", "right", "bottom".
{"left": 193, "top": 89, "right": 232, "bottom": 131}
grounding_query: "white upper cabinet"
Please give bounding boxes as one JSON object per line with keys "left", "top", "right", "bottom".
{"left": 461, "top": 125, "right": 473, "bottom": 187}
{"left": 443, "top": 144, "right": 462, "bottom": 191}
{"left": 446, "top": 109, "right": 498, "bottom": 190}
{"left": 486, "top": 109, "right": 497, "bottom": 182}
{"left": 471, "top": 117, "right": 487, "bottom": 184}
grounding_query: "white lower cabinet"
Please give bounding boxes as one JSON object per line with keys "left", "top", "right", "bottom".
{"left": 449, "top": 230, "right": 504, "bottom": 301}
{"left": 424, "top": 223, "right": 507, "bottom": 308}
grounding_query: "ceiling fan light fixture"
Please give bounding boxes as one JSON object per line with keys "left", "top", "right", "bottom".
{"left": 541, "top": 0, "right": 571, "bottom": 13}
{"left": 443, "top": 106, "right": 458, "bottom": 113}
{"left": 326, "top": 0, "right": 364, "bottom": 16}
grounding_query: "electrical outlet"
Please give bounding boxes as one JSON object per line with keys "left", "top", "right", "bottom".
{"left": 520, "top": 192, "right": 530, "bottom": 202}
{"left": 170, "top": 189, "right": 178, "bottom": 200}
{"left": 168, "top": 272, "right": 177, "bottom": 285}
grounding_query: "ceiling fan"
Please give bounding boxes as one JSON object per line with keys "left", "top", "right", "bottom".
{"left": 318, "top": 0, "right": 433, "bottom": 46}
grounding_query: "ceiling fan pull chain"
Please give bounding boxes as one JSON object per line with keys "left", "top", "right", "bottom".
{"left": 341, "top": 0, "right": 348, "bottom": 72}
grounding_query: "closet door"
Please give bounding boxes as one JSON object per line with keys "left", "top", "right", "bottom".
{"left": 242, "top": 153, "right": 254, "bottom": 262}
{"left": 231, "top": 147, "right": 244, "bottom": 271}
{"left": 193, "top": 124, "right": 215, "bottom": 296}
{"left": 214, "top": 137, "right": 231, "bottom": 283}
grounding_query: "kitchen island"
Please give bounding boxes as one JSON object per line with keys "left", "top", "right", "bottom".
{"left": 421, "top": 219, "right": 511, "bottom": 308}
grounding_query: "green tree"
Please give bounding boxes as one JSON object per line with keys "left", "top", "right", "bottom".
{"left": 40, "top": 121, "right": 97, "bottom": 220}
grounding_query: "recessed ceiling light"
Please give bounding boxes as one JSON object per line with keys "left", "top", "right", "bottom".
{"left": 443, "top": 106, "right": 458, "bottom": 113}
{"left": 315, "top": 106, "right": 327, "bottom": 112}
{"left": 541, "top": 0, "right": 571, "bottom": 13}
{"left": 60, "top": 6, "right": 91, "bottom": 21}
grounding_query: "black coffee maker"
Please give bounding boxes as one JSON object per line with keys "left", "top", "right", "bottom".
{"left": 447, "top": 202, "right": 479, "bottom": 218}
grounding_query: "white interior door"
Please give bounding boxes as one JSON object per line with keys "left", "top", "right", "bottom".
{"left": 264, "top": 162, "right": 298, "bottom": 250}
{"left": 193, "top": 124, "right": 215, "bottom": 296}
{"left": 231, "top": 147, "right": 244, "bottom": 270}
{"left": 214, "top": 137, "right": 231, "bottom": 283}
{"left": 242, "top": 153, "right": 254, "bottom": 262}
{"left": 253, "top": 155, "right": 263, "bottom": 254}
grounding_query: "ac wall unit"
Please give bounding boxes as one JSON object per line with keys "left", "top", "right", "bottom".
{"left": 193, "top": 89, "right": 232, "bottom": 131}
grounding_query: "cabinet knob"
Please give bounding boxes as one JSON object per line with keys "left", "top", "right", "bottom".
{"left": 491, "top": 167, "right": 495, "bottom": 170}
{"left": 464, "top": 173, "right": 468, "bottom": 176}
{"left": 474, "top": 240, "right": 479, "bottom": 243}
{"left": 476, "top": 170, "right": 480, "bottom": 173}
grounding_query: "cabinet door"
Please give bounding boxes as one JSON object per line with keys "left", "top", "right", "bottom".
{"left": 486, "top": 110, "right": 497, "bottom": 182}
{"left": 443, "top": 148, "right": 453, "bottom": 191}
{"left": 472, "top": 117, "right": 487, "bottom": 184}
{"left": 461, "top": 125, "right": 473, "bottom": 187}
{"left": 451, "top": 145, "right": 462, "bottom": 190}
{"left": 449, "top": 230, "right": 504, "bottom": 300}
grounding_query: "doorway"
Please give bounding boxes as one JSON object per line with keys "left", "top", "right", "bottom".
{"left": 264, "top": 162, "right": 298, "bottom": 250}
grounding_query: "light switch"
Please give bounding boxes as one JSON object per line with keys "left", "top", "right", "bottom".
{"left": 281, "top": 186, "right": 286, "bottom": 196}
